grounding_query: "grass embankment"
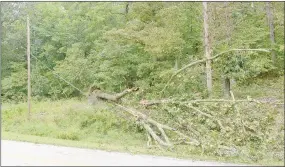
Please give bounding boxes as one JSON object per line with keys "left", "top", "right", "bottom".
{"left": 2, "top": 77, "right": 284, "bottom": 166}
{"left": 2, "top": 100, "right": 241, "bottom": 165}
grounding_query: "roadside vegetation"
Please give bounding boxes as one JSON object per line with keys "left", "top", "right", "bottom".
{"left": 3, "top": 76, "right": 284, "bottom": 166}
{"left": 1, "top": 2, "right": 284, "bottom": 166}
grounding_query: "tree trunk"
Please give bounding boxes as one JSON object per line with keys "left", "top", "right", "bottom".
{"left": 174, "top": 56, "right": 180, "bottom": 70}
{"left": 203, "top": 2, "right": 212, "bottom": 96}
{"left": 223, "top": 77, "right": 231, "bottom": 98}
{"left": 266, "top": 2, "right": 276, "bottom": 64}
{"left": 174, "top": 58, "right": 178, "bottom": 70}
{"left": 125, "top": 2, "right": 129, "bottom": 14}
{"left": 88, "top": 87, "right": 138, "bottom": 103}
{"left": 222, "top": 2, "right": 232, "bottom": 99}
{"left": 27, "top": 16, "right": 31, "bottom": 119}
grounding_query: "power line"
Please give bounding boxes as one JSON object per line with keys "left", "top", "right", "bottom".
{"left": 31, "top": 54, "right": 87, "bottom": 96}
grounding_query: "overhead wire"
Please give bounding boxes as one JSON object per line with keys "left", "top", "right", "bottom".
{"left": 31, "top": 54, "right": 87, "bottom": 96}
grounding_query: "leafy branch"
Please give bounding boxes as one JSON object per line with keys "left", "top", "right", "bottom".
{"left": 161, "top": 49, "right": 270, "bottom": 94}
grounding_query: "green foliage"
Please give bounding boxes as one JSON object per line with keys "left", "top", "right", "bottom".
{"left": 210, "top": 2, "right": 282, "bottom": 84}
{"left": 2, "top": 100, "right": 145, "bottom": 142}
{"left": 2, "top": 63, "right": 27, "bottom": 102}
{"left": 2, "top": 96, "right": 284, "bottom": 164}
{"left": 2, "top": 2, "right": 283, "bottom": 101}
{"left": 147, "top": 98, "right": 283, "bottom": 163}
{"left": 1, "top": 2, "right": 284, "bottom": 164}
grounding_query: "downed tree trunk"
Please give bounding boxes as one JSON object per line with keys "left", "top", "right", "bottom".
{"left": 113, "top": 103, "right": 200, "bottom": 148}
{"left": 138, "top": 95, "right": 284, "bottom": 134}
{"left": 139, "top": 97, "right": 284, "bottom": 107}
{"left": 96, "top": 87, "right": 138, "bottom": 102}
{"left": 88, "top": 87, "right": 199, "bottom": 148}
{"left": 88, "top": 86, "right": 284, "bottom": 150}
{"left": 88, "top": 87, "right": 139, "bottom": 104}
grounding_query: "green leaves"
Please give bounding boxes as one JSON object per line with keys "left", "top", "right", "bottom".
{"left": 2, "top": 63, "right": 28, "bottom": 102}
{"left": 2, "top": 2, "right": 284, "bottom": 102}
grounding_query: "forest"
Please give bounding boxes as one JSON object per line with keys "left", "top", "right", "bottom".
{"left": 1, "top": 2, "right": 284, "bottom": 165}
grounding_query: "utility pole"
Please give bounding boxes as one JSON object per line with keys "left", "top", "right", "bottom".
{"left": 0, "top": 2, "right": 2, "bottom": 114}
{"left": 27, "top": 16, "right": 31, "bottom": 119}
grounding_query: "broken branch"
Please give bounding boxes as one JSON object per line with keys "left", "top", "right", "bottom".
{"left": 139, "top": 98, "right": 283, "bottom": 107}
{"left": 161, "top": 48, "right": 270, "bottom": 93}
{"left": 89, "top": 87, "right": 139, "bottom": 102}
{"left": 113, "top": 103, "right": 199, "bottom": 147}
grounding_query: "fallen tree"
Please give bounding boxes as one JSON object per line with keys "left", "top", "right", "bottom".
{"left": 88, "top": 87, "right": 283, "bottom": 153}
{"left": 88, "top": 87, "right": 200, "bottom": 148}
{"left": 88, "top": 85, "right": 139, "bottom": 103}
{"left": 113, "top": 103, "right": 200, "bottom": 148}
{"left": 139, "top": 97, "right": 284, "bottom": 107}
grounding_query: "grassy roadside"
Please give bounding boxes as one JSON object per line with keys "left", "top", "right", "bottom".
{"left": 3, "top": 131, "right": 279, "bottom": 166}
{"left": 1, "top": 99, "right": 283, "bottom": 166}
{"left": 2, "top": 76, "right": 284, "bottom": 166}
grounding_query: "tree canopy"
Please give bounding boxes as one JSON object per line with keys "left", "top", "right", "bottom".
{"left": 1, "top": 2, "right": 284, "bottom": 101}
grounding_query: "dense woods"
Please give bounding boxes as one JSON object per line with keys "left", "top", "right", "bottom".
{"left": 2, "top": 2, "right": 284, "bottom": 101}
{"left": 1, "top": 2, "right": 284, "bottom": 165}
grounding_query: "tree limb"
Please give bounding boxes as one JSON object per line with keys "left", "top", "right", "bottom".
{"left": 186, "top": 104, "right": 225, "bottom": 131}
{"left": 139, "top": 97, "right": 283, "bottom": 107}
{"left": 161, "top": 48, "right": 270, "bottom": 94}
{"left": 158, "top": 126, "right": 171, "bottom": 145}
{"left": 113, "top": 103, "right": 199, "bottom": 147}
{"left": 142, "top": 122, "right": 172, "bottom": 147}
{"left": 231, "top": 91, "right": 246, "bottom": 133}
{"left": 90, "top": 87, "right": 139, "bottom": 102}
{"left": 146, "top": 132, "right": 152, "bottom": 148}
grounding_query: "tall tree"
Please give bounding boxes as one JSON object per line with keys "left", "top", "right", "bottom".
{"left": 0, "top": 2, "right": 2, "bottom": 107}
{"left": 125, "top": 2, "right": 129, "bottom": 14}
{"left": 203, "top": 2, "right": 212, "bottom": 96}
{"left": 223, "top": 2, "right": 232, "bottom": 98}
{"left": 265, "top": 2, "right": 276, "bottom": 65}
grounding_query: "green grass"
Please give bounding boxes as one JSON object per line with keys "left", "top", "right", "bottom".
{"left": 233, "top": 76, "right": 284, "bottom": 99}
{"left": 2, "top": 76, "right": 284, "bottom": 166}
{"left": 1, "top": 98, "right": 284, "bottom": 166}
{"left": 2, "top": 131, "right": 283, "bottom": 166}
{"left": 2, "top": 99, "right": 145, "bottom": 144}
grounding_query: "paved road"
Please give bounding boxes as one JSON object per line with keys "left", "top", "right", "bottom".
{"left": 1, "top": 140, "right": 248, "bottom": 166}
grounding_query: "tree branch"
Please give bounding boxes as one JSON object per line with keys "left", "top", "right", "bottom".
{"left": 185, "top": 104, "right": 225, "bottom": 131}
{"left": 231, "top": 91, "right": 246, "bottom": 132}
{"left": 90, "top": 87, "right": 139, "bottom": 102}
{"left": 161, "top": 48, "right": 270, "bottom": 94}
{"left": 142, "top": 122, "right": 172, "bottom": 147}
{"left": 113, "top": 103, "right": 199, "bottom": 147}
{"left": 139, "top": 97, "right": 283, "bottom": 107}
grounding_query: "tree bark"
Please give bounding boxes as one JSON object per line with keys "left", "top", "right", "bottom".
{"left": 161, "top": 49, "right": 269, "bottom": 93}
{"left": 203, "top": 2, "right": 212, "bottom": 96}
{"left": 125, "top": 2, "right": 129, "bottom": 14}
{"left": 265, "top": 2, "right": 276, "bottom": 64}
{"left": 174, "top": 57, "right": 180, "bottom": 70}
{"left": 223, "top": 77, "right": 231, "bottom": 98}
{"left": 0, "top": 2, "right": 2, "bottom": 112}
{"left": 223, "top": 2, "right": 232, "bottom": 99}
{"left": 27, "top": 16, "right": 31, "bottom": 119}
{"left": 88, "top": 87, "right": 138, "bottom": 103}
{"left": 139, "top": 98, "right": 283, "bottom": 107}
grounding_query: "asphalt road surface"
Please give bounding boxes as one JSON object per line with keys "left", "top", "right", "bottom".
{"left": 1, "top": 140, "right": 248, "bottom": 166}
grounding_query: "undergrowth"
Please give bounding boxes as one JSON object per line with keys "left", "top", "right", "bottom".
{"left": 2, "top": 76, "right": 284, "bottom": 166}
{"left": 2, "top": 100, "right": 145, "bottom": 144}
